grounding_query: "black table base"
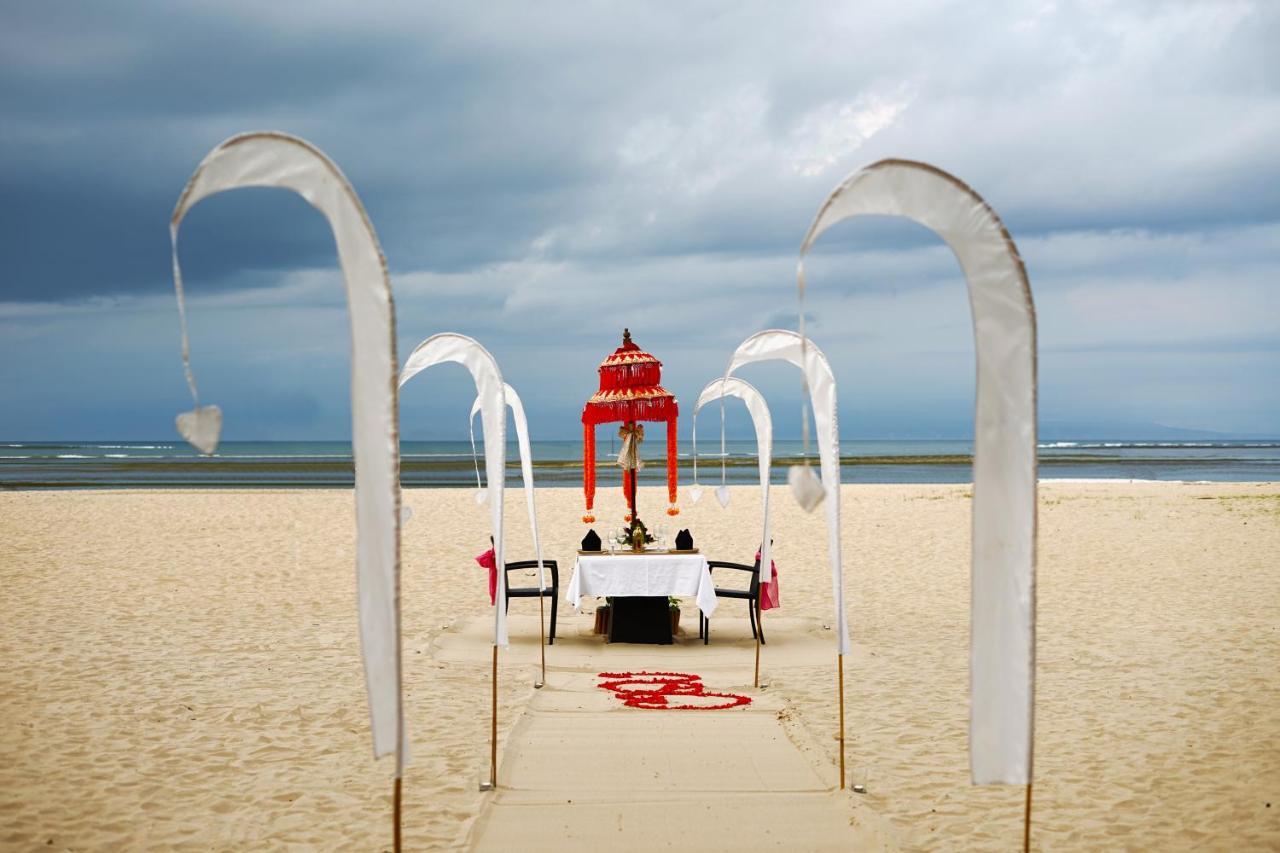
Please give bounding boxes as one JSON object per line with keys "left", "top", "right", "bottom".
{"left": 607, "top": 596, "right": 672, "bottom": 644}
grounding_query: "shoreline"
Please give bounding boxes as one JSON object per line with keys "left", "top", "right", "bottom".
{"left": 7, "top": 439, "right": 1278, "bottom": 490}
{"left": 4, "top": 477, "right": 1278, "bottom": 492}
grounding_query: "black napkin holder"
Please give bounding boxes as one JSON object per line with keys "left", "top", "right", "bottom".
{"left": 674, "top": 529, "right": 693, "bottom": 551}
{"left": 581, "top": 529, "right": 602, "bottom": 552}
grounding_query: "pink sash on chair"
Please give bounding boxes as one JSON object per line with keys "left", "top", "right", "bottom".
{"left": 475, "top": 547, "right": 497, "bottom": 606}
{"left": 755, "top": 550, "right": 780, "bottom": 611}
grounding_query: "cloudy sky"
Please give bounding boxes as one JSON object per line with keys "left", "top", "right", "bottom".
{"left": 2, "top": 0, "right": 1277, "bottom": 441}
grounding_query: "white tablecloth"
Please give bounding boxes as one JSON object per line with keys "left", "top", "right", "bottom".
{"left": 568, "top": 553, "right": 718, "bottom": 618}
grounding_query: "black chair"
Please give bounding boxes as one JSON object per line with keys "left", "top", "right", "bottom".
{"left": 698, "top": 559, "right": 764, "bottom": 645}
{"left": 503, "top": 559, "right": 559, "bottom": 644}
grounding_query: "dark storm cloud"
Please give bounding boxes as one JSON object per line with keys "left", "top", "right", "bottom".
{"left": 5, "top": 0, "right": 1279, "bottom": 301}
{"left": 0, "top": 1, "right": 610, "bottom": 297}
{"left": 1, "top": 1, "right": 1278, "bottom": 437}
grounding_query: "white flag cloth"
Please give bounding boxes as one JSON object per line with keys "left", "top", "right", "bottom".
{"left": 169, "top": 132, "right": 403, "bottom": 768}
{"left": 400, "top": 334, "right": 509, "bottom": 647}
{"left": 726, "top": 331, "right": 847, "bottom": 655}
{"left": 471, "top": 383, "right": 545, "bottom": 590}
{"left": 692, "top": 377, "right": 773, "bottom": 585}
{"left": 799, "top": 158, "right": 1037, "bottom": 785}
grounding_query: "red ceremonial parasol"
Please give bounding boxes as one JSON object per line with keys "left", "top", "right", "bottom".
{"left": 581, "top": 329, "right": 679, "bottom": 523}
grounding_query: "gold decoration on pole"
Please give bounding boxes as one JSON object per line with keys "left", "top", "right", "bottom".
{"left": 617, "top": 422, "right": 645, "bottom": 471}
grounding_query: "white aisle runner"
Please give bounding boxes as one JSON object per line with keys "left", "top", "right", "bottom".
{"left": 463, "top": 662, "right": 892, "bottom": 851}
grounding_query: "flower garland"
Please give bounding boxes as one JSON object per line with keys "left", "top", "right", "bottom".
{"left": 597, "top": 671, "right": 751, "bottom": 711}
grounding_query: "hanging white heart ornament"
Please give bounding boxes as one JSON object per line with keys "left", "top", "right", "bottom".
{"left": 689, "top": 485, "right": 703, "bottom": 504}
{"left": 474, "top": 488, "right": 488, "bottom": 505}
{"left": 176, "top": 404, "right": 222, "bottom": 456}
{"left": 715, "top": 485, "right": 731, "bottom": 508}
{"left": 788, "top": 465, "right": 824, "bottom": 512}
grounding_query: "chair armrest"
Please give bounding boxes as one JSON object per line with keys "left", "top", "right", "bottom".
{"left": 707, "top": 561, "right": 757, "bottom": 574}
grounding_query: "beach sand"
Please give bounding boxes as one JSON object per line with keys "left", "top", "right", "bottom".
{"left": 1, "top": 482, "right": 1277, "bottom": 850}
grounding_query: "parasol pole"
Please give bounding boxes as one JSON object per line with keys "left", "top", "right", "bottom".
{"left": 628, "top": 420, "right": 639, "bottom": 520}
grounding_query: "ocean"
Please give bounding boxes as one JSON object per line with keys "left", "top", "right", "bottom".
{"left": 2, "top": 439, "right": 1277, "bottom": 489}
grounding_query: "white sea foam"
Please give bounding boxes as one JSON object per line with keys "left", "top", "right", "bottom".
{"left": 401, "top": 453, "right": 471, "bottom": 459}
{"left": 1040, "top": 477, "right": 1164, "bottom": 483}
{"left": 1038, "top": 441, "right": 1257, "bottom": 450}
{"left": 217, "top": 454, "right": 353, "bottom": 459}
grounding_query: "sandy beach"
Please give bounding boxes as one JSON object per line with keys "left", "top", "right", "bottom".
{"left": 1, "top": 482, "right": 1277, "bottom": 850}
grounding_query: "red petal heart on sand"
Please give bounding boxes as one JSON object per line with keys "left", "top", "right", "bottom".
{"left": 597, "top": 671, "right": 751, "bottom": 711}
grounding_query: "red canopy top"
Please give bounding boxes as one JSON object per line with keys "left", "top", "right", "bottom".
{"left": 582, "top": 329, "right": 678, "bottom": 425}
{"left": 580, "top": 329, "right": 680, "bottom": 521}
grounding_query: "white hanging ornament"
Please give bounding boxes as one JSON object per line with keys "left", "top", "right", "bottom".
{"left": 715, "top": 484, "right": 731, "bottom": 508}
{"left": 400, "top": 505, "right": 414, "bottom": 524}
{"left": 788, "top": 464, "right": 824, "bottom": 513}
{"left": 474, "top": 488, "right": 488, "bottom": 505}
{"left": 176, "top": 404, "right": 222, "bottom": 456}
{"left": 689, "top": 484, "right": 703, "bottom": 504}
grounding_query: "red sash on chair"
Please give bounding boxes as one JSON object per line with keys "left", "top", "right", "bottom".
{"left": 475, "top": 547, "right": 497, "bottom": 605}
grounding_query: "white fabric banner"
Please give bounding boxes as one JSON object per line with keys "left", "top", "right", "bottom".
{"left": 169, "top": 132, "right": 403, "bottom": 768}
{"left": 798, "top": 158, "right": 1037, "bottom": 785}
{"left": 471, "top": 383, "right": 545, "bottom": 590}
{"left": 692, "top": 378, "right": 772, "bottom": 585}
{"left": 400, "top": 334, "right": 509, "bottom": 647}
{"left": 726, "top": 331, "right": 847, "bottom": 656}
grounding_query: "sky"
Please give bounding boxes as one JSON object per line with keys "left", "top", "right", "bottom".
{"left": 1, "top": 0, "right": 1277, "bottom": 441}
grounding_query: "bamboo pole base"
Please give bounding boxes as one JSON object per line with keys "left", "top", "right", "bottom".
{"left": 838, "top": 653, "right": 846, "bottom": 790}
{"left": 753, "top": 598, "right": 762, "bottom": 688}
{"left": 393, "top": 776, "right": 402, "bottom": 853}
{"left": 537, "top": 584, "right": 547, "bottom": 689}
{"left": 489, "top": 645, "right": 498, "bottom": 789}
{"left": 1023, "top": 782, "right": 1033, "bottom": 852}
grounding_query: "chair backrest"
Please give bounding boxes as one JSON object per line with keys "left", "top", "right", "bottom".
{"left": 707, "top": 559, "right": 762, "bottom": 595}
{"left": 503, "top": 559, "right": 559, "bottom": 586}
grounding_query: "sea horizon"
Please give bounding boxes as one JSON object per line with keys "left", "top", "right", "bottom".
{"left": 4, "top": 437, "right": 1278, "bottom": 489}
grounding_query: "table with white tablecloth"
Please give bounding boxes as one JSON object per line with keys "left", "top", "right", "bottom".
{"left": 567, "top": 552, "right": 718, "bottom": 618}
